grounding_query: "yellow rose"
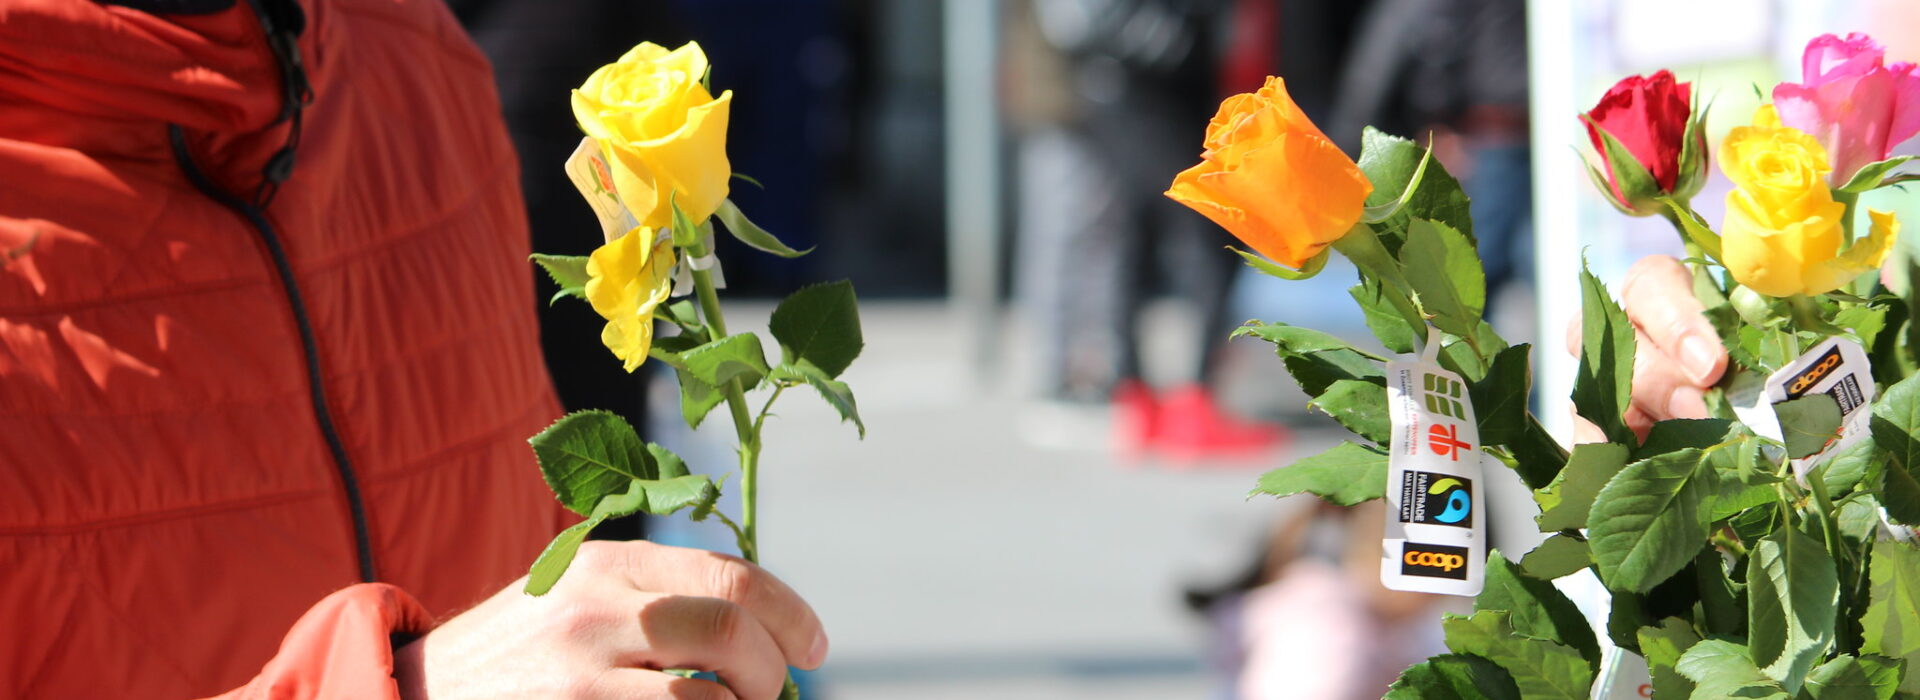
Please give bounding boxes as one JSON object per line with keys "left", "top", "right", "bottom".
{"left": 1165, "top": 77, "right": 1373, "bottom": 269}
{"left": 585, "top": 228, "right": 677, "bottom": 372}
{"left": 1718, "top": 106, "right": 1897, "bottom": 296}
{"left": 572, "top": 42, "right": 733, "bottom": 229}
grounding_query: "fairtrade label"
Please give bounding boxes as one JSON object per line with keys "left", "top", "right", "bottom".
{"left": 564, "top": 137, "right": 642, "bottom": 242}
{"left": 1381, "top": 329, "right": 1486, "bottom": 596}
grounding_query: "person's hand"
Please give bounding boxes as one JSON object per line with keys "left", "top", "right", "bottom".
{"left": 393, "top": 540, "right": 827, "bottom": 700}
{"left": 1565, "top": 255, "right": 1729, "bottom": 442}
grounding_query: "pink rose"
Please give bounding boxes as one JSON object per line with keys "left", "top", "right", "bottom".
{"left": 1772, "top": 32, "right": 1920, "bottom": 185}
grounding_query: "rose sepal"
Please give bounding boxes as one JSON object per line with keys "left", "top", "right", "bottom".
{"left": 1668, "top": 101, "right": 1711, "bottom": 202}
{"left": 1836, "top": 155, "right": 1918, "bottom": 193}
{"left": 1360, "top": 143, "right": 1434, "bottom": 224}
{"left": 1235, "top": 246, "right": 1330, "bottom": 280}
{"left": 1581, "top": 114, "right": 1668, "bottom": 217}
{"left": 1659, "top": 196, "right": 1725, "bottom": 264}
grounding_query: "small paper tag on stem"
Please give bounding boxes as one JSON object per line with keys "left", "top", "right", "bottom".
{"left": 564, "top": 137, "right": 642, "bottom": 242}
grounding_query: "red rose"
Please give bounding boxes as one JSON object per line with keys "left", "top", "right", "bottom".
{"left": 1581, "top": 70, "right": 1705, "bottom": 215}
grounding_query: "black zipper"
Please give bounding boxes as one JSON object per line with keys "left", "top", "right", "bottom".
{"left": 167, "top": 125, "right": 378, "bottom": 584}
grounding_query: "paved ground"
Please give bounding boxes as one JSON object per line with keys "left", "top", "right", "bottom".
{"left": 645, "top": 300, "right": 1346, "bottom": 699}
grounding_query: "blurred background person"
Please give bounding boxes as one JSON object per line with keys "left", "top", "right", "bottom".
{"left": 1190, "top": 501, "right": 1453, "bottom": 700}
{"left": 1330, "top": 0, "right": 1533, "bottom": 309}
{"left": 1007, "top": 0, "right": 1285, "bottom": 460}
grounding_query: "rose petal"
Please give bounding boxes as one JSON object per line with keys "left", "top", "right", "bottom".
{"left": 1801, "top": 32, "right": 1884, "bottom": 85}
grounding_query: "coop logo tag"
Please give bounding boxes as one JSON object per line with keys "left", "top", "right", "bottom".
{"left": 1783, "top": 345, "right": 1844, "bottom": 398}
{"left": 1401, "top": 543, "right": 1470, "bottom": 580}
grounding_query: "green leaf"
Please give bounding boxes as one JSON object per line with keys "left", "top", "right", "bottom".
{"left": 1309, "top": 379, "right": 1391, "bottom": 445}
{"left": 680, "top": 333, "right": 771, "bottom": 388}
{"left": 1887, "top": 465, "right": 1920, "bottom": 527}
{"left": 1520, "top": 534, "right": 1592, "bottom": 580}
{"left": 1839, "top": 155, "right": 1917, "bottom": 193}
{"left": 768, "top": 281, "right": 864, "bottom": 379}
{"left": 1478, "top": 554, "right": 1601, "bottom": 668}
{"left": 1509, "top": 421, "right": 1572, "bottom": 492}
{"left": 1399, "top": 219, "right": 1486, "bottom": 340}
{"left": 1362, "top": 142, "right": 1434, "bottom": 223}
{"left": 1442, "top": 611, "right": 1594, "bottom": 699}
{"left": 1804, "top": 655, "right": 1903, "bottom": 700}
{"left": 531, "top": 253, "right": 592, "bottom": 304}
{"left": 1777, "top": 393, "right": 1845, "bottom": 460}
{"left": 1696, "top": 547, "right": 1744, "bottom": 636}
{"left": 1871, "top": 375, "right": 1920, "bottom": 525}
{"left": 1637, "top": 418, "right": 1738, "bottom": 459}
{"left": 677, "top": 372, "right": 727, "bottom": 430}
{"left": 1234, "top": 245, "right": 1329, "bottom": 280}
{"left": 1606, "top": 590, "right": 1653, "bottom": 652}
{"left": 525, "top": 478, "right": 651, "bottom": 595}
{"left": 529, "top": 410, "right": 649, "bottom": 515}
{"left": 636, "top": 473, "right": 723, "bottom": 516}
{"left": 1233, "top": 321, "right": 1387, "bottom": 396}
{"left": 1837, "top": 495, "right": 1886, "bottom": 547}
{"left": 714, "top": 198, "right": 811, "bottom": 257}
{"left": 1573, "top": 263, "right": 1637, "bottom": 446}
{"left": 649, "top": 443, "right": 690, "bottom": 479}
{"left": 1587, "top": 448, "right": 1715, "bottom": 592}
{"left": 1250, "top": 442, "right": 1387, "bottom": 505}
{"left": 1638, "top": 617, "right": 1701, "bottom": 699}
{"left": 525, "top": 518, "right": 598, "bottom": 596}
{"left": 1863, "top": 539, "right": 1920, "bottom": 695}
{"left": 1747, "top": 527, "right": 1839, "bottom": 692}
{"left": 775, "top": 361, "right": 865, "bottom": 437}
{"left": 1356, "top": 127, "right": 1475, "bottom": 246}
{"left": 654, "top": 334, "right": 739, "bottom": 430}
{"left": 1351, "top": 279, "right": 1419, "bottom": 353}
{"left": 660, "top": 300, "right": 705, "bottom": 332}
{"left": 1676, "top": 640, "right": 1791, "bottom": 700}
{"left": 1472, "top": 345, "right": 1531, "bottom": 448}
{"left": 1534, "top": 442, "right": 1630, "bottom": 532}
{"left": 1232, "top": 322, "right": 1356, "bottom": 354}
{"left": 1386, "top": 654, "right": 1522, "bottom": 700}
{"left": 1836, "top": 305, "right": 1889, "bottom": 350}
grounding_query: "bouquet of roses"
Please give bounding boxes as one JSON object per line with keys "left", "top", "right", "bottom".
{"left": 1174, "top": 33, "right": 1920, "bottom": 699}
{"left": 517, "top": 42, "right": 866, "bottom": 700}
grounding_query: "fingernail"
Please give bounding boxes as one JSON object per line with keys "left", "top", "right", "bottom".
{"left": 1680, "top": 336, "right": 1720, "bottom": 384}
{"left": 1666, "top": 386, "right": 1708, "bottom": 419}
{"left": 806, "top": 630, "right": 830, "bottom": 668}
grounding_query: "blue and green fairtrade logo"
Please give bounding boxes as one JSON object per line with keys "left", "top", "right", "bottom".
{"left": 1400, "top": 471, "right": 1473, "bottom": 528}
{"left": 1428, "top": 477, "right": 1471, "bottom": 524}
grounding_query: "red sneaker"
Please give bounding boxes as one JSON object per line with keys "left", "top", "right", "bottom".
{"left": 1153, "top": 384, "right": 1287, "bottom": 462}
{"left": 1112, "top": 379, "right": 1160, "bottom": 456}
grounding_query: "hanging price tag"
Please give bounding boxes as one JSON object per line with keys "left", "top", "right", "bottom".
{"left": 1381, "top": 328, "right": 1486, "bottom": 596}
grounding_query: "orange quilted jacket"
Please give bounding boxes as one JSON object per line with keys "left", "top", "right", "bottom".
{"left": 0, "top": 0, "right": 568, "bottom": 696}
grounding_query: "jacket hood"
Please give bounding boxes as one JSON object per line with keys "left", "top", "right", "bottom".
{"left": 0, "top": 0, "right": 286, "bottom": 135}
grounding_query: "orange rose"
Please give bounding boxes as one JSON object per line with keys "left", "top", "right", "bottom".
{"left": 1166, "top": 77, "right": 1373, "bottom": 268}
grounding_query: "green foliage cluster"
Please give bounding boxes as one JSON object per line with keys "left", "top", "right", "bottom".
{"left": 1242, "top": 130, "right": 1920, "bottom": 699}
{"left": 526, "top": 197, "right": 862, "bottom": 700}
